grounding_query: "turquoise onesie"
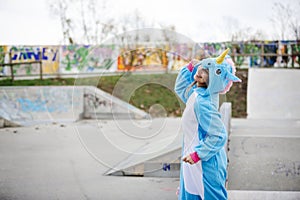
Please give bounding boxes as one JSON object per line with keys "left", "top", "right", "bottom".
{"left": 175, "top": 49, "right": 241, "bottom": 200}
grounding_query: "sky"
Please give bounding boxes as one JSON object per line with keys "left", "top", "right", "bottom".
{"left": 0, "top": 0, "right": 297, "bottom": 45}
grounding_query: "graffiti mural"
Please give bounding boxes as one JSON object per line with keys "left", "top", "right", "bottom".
{"left": 0, "top": 46, "right": 6, "bottom": 75}
{"left": 193, "top": 41, "right": 300, "bottom": 68}
{"left": 0, "top": 41, "right": 299, "bottom": 77}
{"left": 117, "top": 44, "right": 193, "bottom": 71}
{"left": 3, "top": 46, "right": 60, "bottom": 75}
{"left": 118, "top": 47, "right": 167, "bottom": 71}
{"left": 60, "top": 45, "right": 118, "bottom": 73}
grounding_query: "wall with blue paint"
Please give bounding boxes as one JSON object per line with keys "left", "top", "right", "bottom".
{"left": 0, "top": 86, "right": 83, "bottom": 125}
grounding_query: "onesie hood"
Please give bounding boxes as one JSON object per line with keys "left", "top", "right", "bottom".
{"left": 193, "top": 48, "right": 241, "bottom": 95}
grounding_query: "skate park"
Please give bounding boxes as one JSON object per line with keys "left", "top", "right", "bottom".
{"left": 0, "top": 67, "right": 300, "bottom": 199}
{"left": 2, "top": 0, "right": 300, "bottom": 198}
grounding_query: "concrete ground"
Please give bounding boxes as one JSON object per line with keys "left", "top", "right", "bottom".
{"left": 1, "top": 118, "right": 300, "bottom": 199}
{"left": 0, "top": 119, "right": 181, "bottom": 200}
{"left": 228, "top": 118, "right": 300, "bottom": 191}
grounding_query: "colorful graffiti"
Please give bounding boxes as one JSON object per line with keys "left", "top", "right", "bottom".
{"left": 117, "top": 44, "right": 193, "bottom": 71}
{"left": 0, "top": 40, "right": 299, "bottom": 77}
{"left": 193, "top": 41, "right": 300, "bottom": 67}
{"left": 118, "top": 47, "right": 167, "bottom": 71}
{"left": 7, "top": 46, "right": 60, "bottom": 75}
{"left": 60, "top": 45, "right": 117, "bottom": 73}
{"left": 0, "top": 46, "right": 5, "bottom": 75}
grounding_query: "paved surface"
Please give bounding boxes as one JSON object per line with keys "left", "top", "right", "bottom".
{"left": 1, "top": 118, "right": 300, "bottom": 199}
{"left": 0, "top": 119, "right": 181, "bottom": 200}
{"left": 228, "top": 190, "right": 300, "bottom": 200}
{"left": 228, "top": 118, "right": 300, "bottom": 191}
{"left": 247, "top": 68, "right": 300, "bottom": 119}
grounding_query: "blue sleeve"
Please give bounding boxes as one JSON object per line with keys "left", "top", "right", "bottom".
{"left": 193, "top": 98, "right": 227, "bottom": 161}
{"left": 174, "top": 64, "right": 197, "bottom": 104}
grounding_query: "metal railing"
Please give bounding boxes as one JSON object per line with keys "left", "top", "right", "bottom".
{"left": 0, "top": 51, "right": 43, "bottom": 81}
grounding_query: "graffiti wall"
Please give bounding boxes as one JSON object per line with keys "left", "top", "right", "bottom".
{"left": 0, "top": 46, "right": 7, "bottom": 76}
{"left": 0, "top": 40, "right": 299, "bottom": 77}
{"left": 0, "top": 45, "right": 118, "bottom": 76}
{"left": 117, "top": 44, "right": 193, "bottom": 71}
{"left": 195, "top": 41, "right": 300, "bottom": 68}
{"left": 118, "top": 47, "right": 167, "bottom": 71}
{"left": 1, "top": 46, "right": 60, "bottom": 76}
{"left": 60, "top": 45, "right": 118, "bottom": 73}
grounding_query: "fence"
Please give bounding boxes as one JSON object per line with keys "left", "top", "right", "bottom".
{"left": 0, "top": 51, "right": 43, "bottom": 81}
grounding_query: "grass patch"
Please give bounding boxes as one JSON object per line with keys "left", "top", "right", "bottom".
{"left": 0, "top": 71, "right": 247, "bottom": 118}
{"left": 0, "top": 78, "right": 76, "bottom": 86}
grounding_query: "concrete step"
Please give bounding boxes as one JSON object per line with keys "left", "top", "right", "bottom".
{"left": 0, "top": 117, "right": 21, "bottom": 128}
{"left": 228, "top": 190, "right": 300, "bottom": 200}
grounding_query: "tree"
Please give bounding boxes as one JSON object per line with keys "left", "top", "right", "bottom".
{"left": 49, "top": 0, "right": 116, "bottom": 44}
{"left": 288, "top": 1, "right": 300, "bottom": 40}
{"left": 49, "top": 1, "right": 176, "bottom": 45}
{"left": 49, "top": 0, "right": 74, "bottom": 44}
{"left": 221, "top": 16, "right": 267, "bottom": 42}
{"left": 270, "top": 1, "right": 300, "bottom": 40}
{"left": 231, "top": 27, "right": 267, "bottom": 41}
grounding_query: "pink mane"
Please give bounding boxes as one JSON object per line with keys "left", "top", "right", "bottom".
{"left": 220, "top": 57, "right": 236, "bottom": 94}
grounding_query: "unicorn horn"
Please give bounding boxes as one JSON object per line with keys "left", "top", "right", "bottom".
{"left": 216, "top": 48, "right": 230, "bottom": 64}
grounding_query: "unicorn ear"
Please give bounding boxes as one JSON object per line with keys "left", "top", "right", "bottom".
{"left": 226, "top": 72, "right": 242, "bottom": 82}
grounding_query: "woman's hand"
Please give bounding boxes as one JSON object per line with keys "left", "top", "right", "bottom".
{"left": 182, "top": 155, "right": 195, "bottom": 165}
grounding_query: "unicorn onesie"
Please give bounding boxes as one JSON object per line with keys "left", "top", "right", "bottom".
{"left": 175, "top": 49, "right": 241, "bottom": 200}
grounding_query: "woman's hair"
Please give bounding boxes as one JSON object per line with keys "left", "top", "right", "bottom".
{"left": 185, "top": 80, "right": 197, "bottom": 99}
{"left": 184, "top": 67, "right": 208, "bottom": 98}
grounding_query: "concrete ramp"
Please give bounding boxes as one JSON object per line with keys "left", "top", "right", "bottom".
{"left": 247, "top": 68, "right": 300, "bottom": 119}
{"left": 0, "top": 86, "right": 147, "bottom": 126}
{"left": 103, "top": 118, "right": 184, "bottom": 177}
{"left": 105, "top": 103, "right": 232, "bottom": 177}
{"left": 105, "top": 137, "right": 182, "bottom": 177}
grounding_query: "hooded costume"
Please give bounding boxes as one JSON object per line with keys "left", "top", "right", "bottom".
{"left": 175, "top": 49, "right": 241, "bottom": 200}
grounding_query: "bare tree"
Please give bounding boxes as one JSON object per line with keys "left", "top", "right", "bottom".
{"left": 231, "top": 27, "right": 267, "bottom": 41}
{"left": 113, "top": 10, "right": 168, "bottom": 47}
{"left": 222, "top": 16, "right": 241, "bottom": 41}
{"left": 48, "top": 0, "right": 117, "bottom": 44}
{"left": 270, "top": 2, "right": 291, "bottom": 40}
{"left": 221, "top": 16, "right": 267, "bottom": 42}
{"left": 270, "top": 1, "right": 300, "bottom": 40}
{"left": 49, "top": 0, "right": 74, "bottom": 44}
{"left": 49, "top": 0, "right": 176, "bottom": 46}
{"left": 288, "top": 1, "right": 300, "bottom": 40}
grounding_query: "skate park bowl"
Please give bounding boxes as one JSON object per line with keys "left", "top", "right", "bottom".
{"left": 1, "top": 68, "right": 300, "bottom": 199}
{"left": 0, "top": 86, "right": 147, "bottom": 127}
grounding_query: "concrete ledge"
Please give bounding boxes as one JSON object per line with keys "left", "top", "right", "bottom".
{"left": 220, "top": 102, "right": 232, "bottom": 135}
{"left": 0, "top": 118, "right": 21, "bottom": 128}
{"left": 228, "top": 190, "right": 300, "bottom": 200}
{"left": 247, "top": 68, "right": 300, "bottom": 119}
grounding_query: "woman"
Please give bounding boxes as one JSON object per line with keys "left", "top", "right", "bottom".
{"left": 175, "top": 49, "right": 241, "bottom": 200}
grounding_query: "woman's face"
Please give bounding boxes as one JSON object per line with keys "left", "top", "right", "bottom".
{"left": 194, "top": 66, "right": 209, "bottom": 87}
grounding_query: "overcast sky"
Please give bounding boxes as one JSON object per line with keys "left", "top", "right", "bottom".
{"left": 0, "top": 0, "right": 297, "bottom": 45}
